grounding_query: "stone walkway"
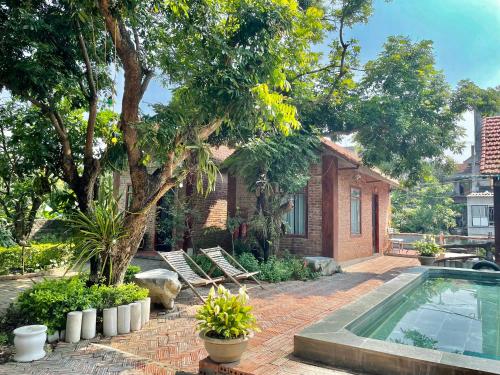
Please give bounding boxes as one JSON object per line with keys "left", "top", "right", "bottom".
{"left": 0, "top": 256, "right": 419, "bottom": 374}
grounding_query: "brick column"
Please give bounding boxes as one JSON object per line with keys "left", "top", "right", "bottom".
{"left": 322, "top": 155, "right": 338, "bottom": 259}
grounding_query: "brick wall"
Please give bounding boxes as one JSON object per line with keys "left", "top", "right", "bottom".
{"left": 336, "top": 169, "right": 391, "bottom": 262}
{"left": 188, "top": 173, "right": 231, "bottom": 249}
{"left": 113, "top": 171, "right": 230, "bottom": 251}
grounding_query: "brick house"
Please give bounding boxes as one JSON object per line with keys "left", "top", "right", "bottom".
{"left": 227, "top": 138, "right": 397, "bottom": 262}
{"left": 114, "top": 139, "right": 397, "bottom": 263}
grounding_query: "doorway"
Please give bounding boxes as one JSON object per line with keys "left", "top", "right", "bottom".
{"left": 372, "top": 194, "right": 379, "bottom": 254}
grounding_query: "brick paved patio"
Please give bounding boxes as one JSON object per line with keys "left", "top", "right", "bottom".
{"left": 0, "top": 256, "right": 419, "bottom": 374}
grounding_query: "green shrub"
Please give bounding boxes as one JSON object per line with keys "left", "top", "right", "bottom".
{"left": 236, "top": 252, "right": 260, "bottom": 273}
{"left": 89, "top": 283, "right": 148, "bottom": 310}
{"left": 414, "top": 236, "right": 442, "bottom": 257}
{"left": 124, "top": 265, "right": 141, "bottom": 283}
{"left": 12, "top": 276, "right": 92, "bottom": 333}
{"left": 0, "top": 242, "right": 71, "bottom": 275}
{"left": 192, "top": 254, "right": 224, "bottom": 278}
{"left": 0, "top": 219, "right": 14, "bottom": 247}
{"left": 0, "top": 276, "right": 148, "bottom": 335}
{"left": 196, "top": 285, "right": 259, "bottom": 339}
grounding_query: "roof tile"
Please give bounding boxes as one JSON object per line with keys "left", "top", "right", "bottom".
{"left": 480, "top": 116, "right": 500, "bottom": 174}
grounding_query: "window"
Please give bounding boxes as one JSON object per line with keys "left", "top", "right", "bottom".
{"left": 284, "top": 192, "right": 306, "bottom": 236}
{"left": 471, "top": 205, "right": 490, "bottom": 227}
{"left": 351, "top": 188, "right": 361, "bottom": 235}
{"left": 489, "top": 206, "right": 494, "bottom": 226}
{"left": 125, "top": 184, "right": 133, "bottom": 210}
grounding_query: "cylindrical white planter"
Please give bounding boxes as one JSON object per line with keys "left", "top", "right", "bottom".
{"left": 130, "top": 302, "right": 141, "bottom": 331}
{"left": 47, "top": 330, "right": 59, "bottom": 343}
{"left": 117, "top": 304, "right": 131, "bottom": 334}
{"left": 65, "top": 311, "right": 82, "bottom": 343}
{"left": 103, "top": 307, "right": 118, "bottom": 337}
{"left": 13, "top": 325, "right": 47, "bottom": 362}
{"left": 140, "top": 298, "right": 150, "bottom": 325}
{"left": 81, "top": 308, "right": 97, "bottom": 340}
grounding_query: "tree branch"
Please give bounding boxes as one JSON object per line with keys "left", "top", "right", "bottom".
{"left": 76, "top": 20, "right": 98, "bottom": 161}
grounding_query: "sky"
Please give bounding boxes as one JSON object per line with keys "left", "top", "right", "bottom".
{"left": 338, "top": 0, "right": 500, "bottom": 162}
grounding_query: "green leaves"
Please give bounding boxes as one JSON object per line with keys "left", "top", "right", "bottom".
{"left": 195, "top": 285, "right": 259, "bottom": 339}
{"left": 355, "top": 36, "right": 464, "bottom": 179}
{"left": 67, "top": 177, "right": 126, "bottom": 282}
{"left": 392, "top": 181, "right": 460, "bottom": 234}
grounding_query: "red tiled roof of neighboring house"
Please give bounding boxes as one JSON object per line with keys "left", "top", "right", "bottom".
{"left": 321, "top": 137, "right": 398, "bottom": 186}
{"left": 480, "top": 116, "right": 500, "bottom": 174}
{"left": 210, "top": 145, "right": 235, "bottom": 164}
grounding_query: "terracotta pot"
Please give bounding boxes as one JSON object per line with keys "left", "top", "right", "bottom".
{"left": 418, "top": 255, "right": 437, "bottom": 266}
{"left": 13, "top": 325, "right": 47, "bottom": 362}
{"left": 199, "top": 331, "right": 252, "bottom": 363}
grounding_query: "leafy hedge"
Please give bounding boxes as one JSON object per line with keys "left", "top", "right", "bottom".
{"left": 194, "top": 251, "right": 318, "bottom": 283}
{"left": 0, "top": 242, "right": 71, "bottom": 275}
{"left": 0, "top": 276, "right": 148, "bottom": 336}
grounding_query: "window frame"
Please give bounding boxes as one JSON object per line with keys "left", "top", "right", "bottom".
{"left": 470, "top": 205, "right": 490, "bottom": 227}
{"left": 284, "top": 186, "right": 308, "bottom": 238}
{"left": 350, "top": 186, "right": 362, "bottom": 236}
{"left": 488, "top": 206, "right": 494, "bottom": 226}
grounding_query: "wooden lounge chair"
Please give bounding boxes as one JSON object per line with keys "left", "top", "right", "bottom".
{"left": 200, "top": 246, "right": 264, "bottom": 290}
{"left": 158, "top": 250, "right": 224, "bottom": 302}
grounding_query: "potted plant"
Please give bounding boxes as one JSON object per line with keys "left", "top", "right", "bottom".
{"left": 414, "top": 236, "right": 442, "bottom": 265}
{"left": 196, "top": 285, "right": 259, "bottom": 363}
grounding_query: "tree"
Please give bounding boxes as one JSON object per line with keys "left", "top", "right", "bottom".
{"left": 90, "top": 0, "right": 329, "bottom": 283}
{"left": 451, "top": 79, "right": 500, "bottom": 116}
{"left": 0, "top": 1, "right": 115, "bottom": 214}
{"left": 224, "top": 133, "right": 320, "bottom": 259}
{"left": 391, "top": 180, "right": 460, "bottom": 234}
{"left": 0, "top": 101, "right": 60, "bottom": 243}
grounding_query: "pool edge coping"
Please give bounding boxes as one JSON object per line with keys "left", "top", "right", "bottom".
{"left": 293, "top": 266, "right": 500, "bottom": 375}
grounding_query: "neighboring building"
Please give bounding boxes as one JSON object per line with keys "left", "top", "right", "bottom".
{"left": 466, "top": 192, "right": 494, "bottom": 237}
{"left": 446, "top": 111, "right": 494, "bottom": 234}
{"left": 228, "top": 138, "right": 398, "bottom": 263}
{"left": 115, "top": 139, "right": 397, "bottom": 263}
{"left": 479, "top": 116, "right": 500, "bottom": 259}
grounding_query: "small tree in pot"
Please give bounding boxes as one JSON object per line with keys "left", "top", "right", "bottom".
{"left": 414, "top": 236, "right": 443, "bottom": 265}
{"left": 196, "top": 285, "right": 259, "bottom": 363}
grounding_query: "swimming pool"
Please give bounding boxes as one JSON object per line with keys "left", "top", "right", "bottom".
{"left": 351, "top": 276, "right": 500, "bottom": 361}
{"left": 294, "top": 268, "right": 500, "bottom": 375}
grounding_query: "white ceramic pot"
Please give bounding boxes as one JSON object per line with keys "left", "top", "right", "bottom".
{"left": 65, "top": 311, "right": 82, "bottom": 343}
{"left": 103, "top": 307, "right": 118, "bottom": 337}
{"left": 13, "top": 325, "right": 47, "bottom": 362}
{"left": 140, "top": 298, "right": 150, "bottom": 325}
{"left": 81, "top": 308, "right": 97, "bottom": 340}
{"left": 130, "top": 302, "right": 141, "bottom": 331}
{"left": 200, "top": 331, "right": 252, "bottom": 363}
{"left": 117, "top": 304, "right": 131, "bottom": 334}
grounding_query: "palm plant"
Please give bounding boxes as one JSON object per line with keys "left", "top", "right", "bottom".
{"left": 67, "top": 178, "right": 126, "bottom": 284}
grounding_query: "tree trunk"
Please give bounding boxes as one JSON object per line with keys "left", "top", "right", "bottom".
{"left": 110, "top": 211, "right": 149, "bottom": 284}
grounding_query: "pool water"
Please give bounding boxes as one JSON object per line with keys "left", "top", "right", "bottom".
{"left": 355, "top": 277, "right": 500, "bottom": 360}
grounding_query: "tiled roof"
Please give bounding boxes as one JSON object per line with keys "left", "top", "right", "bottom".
{"left": 210, "top": 145, "right": 235, "bottom": 164}
{"left": 321, "top": 138, "right": 398, "bottom": 186}
{"left": 480, "top": 116, "right": 500, "bottom": 174}
{"left": 467, "top": 191, "right": 493, "bottom": 197}
{"left": 321, "top": 137, "right": 361, "bottom": 166}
